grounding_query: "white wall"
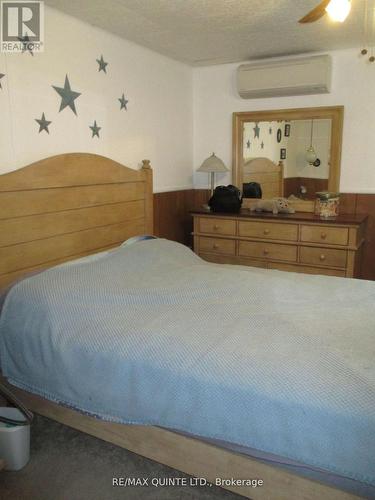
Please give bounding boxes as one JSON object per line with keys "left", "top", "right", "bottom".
{"left": 193, "top": 49, "right": 375, "bottom": 193}
{"left": 2, "top": 14, "right": 374, "bottom": 196}
{"left": 0, "top": 7, "right": 193, "bottom": 193}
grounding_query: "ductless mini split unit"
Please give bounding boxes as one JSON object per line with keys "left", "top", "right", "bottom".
{"left": 237, "top": 55, "right": 332, "bottom": 99}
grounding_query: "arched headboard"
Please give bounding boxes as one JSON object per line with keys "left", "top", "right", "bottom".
{"left": 0, "top": 153, "right": 153, "bottom": 289}
{"left": 243, "top": 157, "right": 284, "bottom": 199}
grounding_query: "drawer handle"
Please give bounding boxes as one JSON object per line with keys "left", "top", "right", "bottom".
{"left": 320, "top": 254, "right": 326, "bottom": 261}
{"left": 264, "top": 229, "right": 270, "bottom": 235}
{"left": 321, "top": 233, "right": 327, "bottom": 240}
{"left": 213, "top": 243, "right": 219, "bottom": 250}
{"left": 213, "top": 225, "right": 220, "bottom": 230}
{"left": 263, "top": 249, "right": 270, "bottom": 256}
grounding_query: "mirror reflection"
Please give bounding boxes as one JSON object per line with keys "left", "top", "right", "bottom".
{"left": 243, "top": 119, "right": 332, "bottom": 199}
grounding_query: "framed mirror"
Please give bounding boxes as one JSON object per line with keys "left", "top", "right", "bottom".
{"left": 232, "top": 106, "right": 344, "bottom": 212}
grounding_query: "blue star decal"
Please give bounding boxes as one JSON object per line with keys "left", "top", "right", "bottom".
{"left": 35, "top": 113, "right": 52, "bottom": 134}
{"left": 96, "top": 55, "right": 108, "bottom": 74}
{"left": 118, "top": 94, "right": 128, "bottom": 110}
{"left": 253, "top": 123, "right": 260, "bottom": 139}
{"left": 90, "top": 120, "right": 101, "bottom": 138}
{"left": 52, "top": 75, "right": 81, "bottom": 115}
{"left": 18, "top": 34, "right": 34, "bottom": 56}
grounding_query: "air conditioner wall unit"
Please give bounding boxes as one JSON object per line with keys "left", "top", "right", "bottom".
{"left": 237, "top": 55, "right": 332, "bottom": 99}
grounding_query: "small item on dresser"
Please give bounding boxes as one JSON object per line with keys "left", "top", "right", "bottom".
{"left": 250, "top": 198, "right": 295, "bottom": 215}
{"left": 315, "top": 192, "right": 340, "bottom": 218}
{"left": 208, "top": 185, "right": 242, "bottom": 213}
{"left": 243, "top": 182, "right": 262, "bottom": 199}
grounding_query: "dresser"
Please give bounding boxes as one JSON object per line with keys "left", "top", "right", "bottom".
{"left": 192, "top": 210, "right": 367, "bottom": 278}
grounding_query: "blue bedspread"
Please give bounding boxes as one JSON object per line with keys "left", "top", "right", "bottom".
{"left": 0, "top": 239, "right": 374, "bottom": 485}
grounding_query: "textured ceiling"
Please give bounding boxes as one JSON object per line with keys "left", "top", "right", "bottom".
{"left": 45, "top": 0, "right": 366, "bottom": 65}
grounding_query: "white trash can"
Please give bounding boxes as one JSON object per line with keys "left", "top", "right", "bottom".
{"left": 0, "top": 407, "right": 30, "bottom": 470}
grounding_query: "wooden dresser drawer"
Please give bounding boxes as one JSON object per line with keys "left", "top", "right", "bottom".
{"left": 300, "top": 225, "right": 348, "bottom": 246}
{"left": 192, "top": 212, "right": 366, "bottom": 278}
{"left": 239, "top": 241, "right": 297, "bottom": 262}
{"left": 198, "top": 237, "right": 236, "bottom": 256}
{"left": 239, "top": 221, "right": 298, "bottom": 241}
{"left": 300, "top": 246, "right": 347, "bottom": 268}
{"left": 198, "top": 217, "right": 236, "bottom": 236}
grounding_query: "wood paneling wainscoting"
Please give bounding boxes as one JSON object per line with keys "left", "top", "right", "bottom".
{"left": 284, "top": 177, "right": 328, "bottom": 199}
{"left": 154, "top": 190, "right": 375, "bottom": 281}
{"left": 153, "top": 189, "right": 209, "bottom": 247}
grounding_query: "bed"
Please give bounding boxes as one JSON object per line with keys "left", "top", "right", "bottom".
{"left": 0, "top": 154, "right": 374, "bottom": 500}
{"left": 242, "top": 157, "right": 284, "bottom": 200}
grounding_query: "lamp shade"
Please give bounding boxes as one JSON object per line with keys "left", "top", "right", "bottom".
{"left": 197, "top": 153, "right": 228, "bottom": 173}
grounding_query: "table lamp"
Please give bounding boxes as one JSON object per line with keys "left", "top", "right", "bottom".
{"left": 197, "top": 153, "right": 229, "bottom": 197}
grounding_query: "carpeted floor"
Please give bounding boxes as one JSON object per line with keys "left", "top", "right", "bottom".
{"left": 0, "top": 415, "right": 241, "bottom": 500}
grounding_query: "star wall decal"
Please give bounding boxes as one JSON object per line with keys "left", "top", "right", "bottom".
{"left": 261, "top": 141, "right": 264, "bottom": 149}
{"left": 18, "top": 34, "right": 34, "bottom": 56}
{"left": 246, "top": 140, "right": 251, "bottom": 149}
{"left": 96, "top": 55, "right": 108, "bottom": 74}
{"left": 253, "top": 123, "right": 260, "bottom": 139}
{"left": 118, "top": 93, "right": 128, "bottom": 110}
{"left": 52, "top": 75, "right": 81, "bottom": 115}
{"left": 35, "top": 113, "right": 52, "bottom": 134}
{"left": 0, "top": 74, "right": 5, "bottom": 89}
{"left": 90, "top": 120, "right": 101, "bottom": 138}
{"left": 269, "top": 127, "right": 272, "bottom": 134}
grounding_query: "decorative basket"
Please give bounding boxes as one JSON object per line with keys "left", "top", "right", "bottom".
{"left": 315, "top": 192, "right": 340, "bottom": 218}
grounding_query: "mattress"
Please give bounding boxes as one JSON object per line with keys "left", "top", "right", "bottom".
{"left": 0, "top": 238, "right": 374, "bottom": 492}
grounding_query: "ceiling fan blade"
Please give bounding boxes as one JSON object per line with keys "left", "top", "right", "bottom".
{"left": 298, "top": 0, "right": 331, "bottom": 23}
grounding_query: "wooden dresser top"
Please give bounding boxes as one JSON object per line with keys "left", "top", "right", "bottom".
{"left": 191, "top": 209, "right": 367, "bottom": 226}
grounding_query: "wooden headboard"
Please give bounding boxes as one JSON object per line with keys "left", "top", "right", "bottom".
{"left": 0, "top": 153, "right": 153, "bottom": 289}
{"left": 243, "top": 157, "right": 284, "bottom": 199}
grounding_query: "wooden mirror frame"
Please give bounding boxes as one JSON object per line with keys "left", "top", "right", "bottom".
{"left": 232, "top": 106, "right": 344, "bottom": 211}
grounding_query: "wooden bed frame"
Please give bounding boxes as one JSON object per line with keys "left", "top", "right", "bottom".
{"left": 242, "top": 157, "right": 284, "bottom": 200}
{"left": 0, "top": 154, "right": 359, "bottom": 500}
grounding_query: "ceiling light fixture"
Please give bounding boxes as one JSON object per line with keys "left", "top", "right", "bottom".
{"left": 325, "top": 0, "right": 351, "bottom": 22}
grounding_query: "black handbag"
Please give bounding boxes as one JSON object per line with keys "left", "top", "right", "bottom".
{"left": 208, "top": 185, "right": 242, "bottom": 213}
{"left": 243, "top": 182, "right": 262, "bottom": 198}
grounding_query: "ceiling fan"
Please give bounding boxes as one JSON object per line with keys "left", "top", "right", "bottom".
{"left": 299, "top": 0, "right": 352, "bottom": 23}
